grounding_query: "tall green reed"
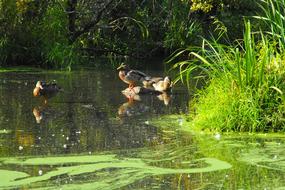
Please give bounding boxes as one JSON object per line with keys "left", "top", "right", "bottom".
{"left": 168, "top": 20, "right": 271, "bottom": 92}
{"left": 167, "top": 20, "right": 285, "bottom": 132}
{"left": 254, "top": 0, "right": 285, "bottom": 50}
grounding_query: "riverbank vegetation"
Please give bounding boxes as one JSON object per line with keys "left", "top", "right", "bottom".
{"left": 169, "top": 0, "right": 285, "bottom": 132}
{"left": 0, "top": 0, "right": 257, "bottom": 69}
{"left": 1, "top": 0, "right": 284, "bottom": 132}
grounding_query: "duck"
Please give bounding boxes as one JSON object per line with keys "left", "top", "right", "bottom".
{"left": 142, "top": 77, "right": 163, "bottom": 88}
{"left": 117, "top": 63, "right": 151, "bottom": 89}
{"left": 152, "top": 76, "right": 172, "bottom": 92}
{"left": 33, "top": 80, "right": 61, "bottom": 103}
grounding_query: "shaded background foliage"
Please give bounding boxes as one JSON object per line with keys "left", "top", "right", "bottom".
{"left": 0, "top": 0, "right": 258, "bottom": 68}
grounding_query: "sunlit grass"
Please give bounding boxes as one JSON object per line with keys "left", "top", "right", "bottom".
{"left": 168, "top": 20, "right": 285, "bottom": 132}
{"left": 254, "top": 0, "right": 285, "bottom": 49}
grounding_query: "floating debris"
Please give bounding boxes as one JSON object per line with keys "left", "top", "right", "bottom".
{"left": 18, "top": 146, "right": 23, "bottom": 151}
{"left": 214, "top": 133, "right": 221, "bottom": 140}
{"left": 38, "top": 170, "right": 43, "bottom": 176}
{"left": 178, "top": 118, "right": 183, "bottom": 126}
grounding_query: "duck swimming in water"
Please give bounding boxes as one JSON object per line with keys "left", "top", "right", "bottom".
{"left": 33, "top": 80, "right": 61, "bottom": 104}
{"left": 117, "top": 63, "right": 151, "bottom": 89}
{"left": 152, "top": 76, "right": 172, "bottom": 92}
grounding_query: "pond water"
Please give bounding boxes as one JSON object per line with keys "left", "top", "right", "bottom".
{"left": 0, "top": 62, "right": 285, "bottom": 189}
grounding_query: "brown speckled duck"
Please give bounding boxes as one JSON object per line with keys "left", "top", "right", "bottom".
{"left": 117, "top": 63, "right": 151, "bottom": 89}
{"left": 33, "top": 81, "right": 61, "bottom": 103}
{"left": 152, "top": 76, "right": 172, "bottom": 92}
{"left": 142, "top": 77, "right": 163, "bottom": 88}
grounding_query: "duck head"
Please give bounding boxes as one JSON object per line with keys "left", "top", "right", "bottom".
{"left": 164, "top": 76, "right": 172, "bottom": 89}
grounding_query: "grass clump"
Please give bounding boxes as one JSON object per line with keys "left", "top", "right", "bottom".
{"left": 191, "top": 77, "right": 262, "bottom": 132}
{"left": 169, "top": 20, "right": 285, "bottom": 132}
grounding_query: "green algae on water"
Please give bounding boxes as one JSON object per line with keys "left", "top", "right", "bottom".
{"left": 0, "top": 154, "right": 231, "bottom": 189}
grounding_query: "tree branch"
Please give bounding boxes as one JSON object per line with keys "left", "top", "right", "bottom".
{"left": 71, "top": 0, "right": 116, "bottom": 42}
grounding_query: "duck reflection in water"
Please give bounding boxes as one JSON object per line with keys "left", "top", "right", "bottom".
{"left": 118, "top": 86, "right": 172, "bottom": 117}
{"left": 33, "top": 80, "right": 62, "bottom": 104}
{"left": 32, "top": 106, "right": 48, "bottom": 124}
{"left": 122, "top": 86, "right": 171, "bottom": 105}
{"left": 157, "top": 92, "right": 171, "bottom": 105}
{"left": 32, "top": 103, "right": 61, "bottom": 124}
{"left": 118, "top": 87, "right": 149, "bottom": 117}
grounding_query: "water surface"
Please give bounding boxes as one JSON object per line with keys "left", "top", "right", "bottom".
{"left": 0, "top": 63, "right": 285, "bottom": 189}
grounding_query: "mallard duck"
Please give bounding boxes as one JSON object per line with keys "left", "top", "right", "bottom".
{"left": 33, "top": 80, "right": 61, "bottom": 103}
{"left": 117, "top": 63, "right": 151, "bottom": 89}
{"left": 152, "top": 76, "right": 172, "bottom": 92}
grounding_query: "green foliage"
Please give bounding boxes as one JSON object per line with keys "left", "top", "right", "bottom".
{"left": 190, "top": 0, "right": 214, "bottom": 13}
{"left": 164, "top": 18, "right": 202, "bottom": 50}
{"left": 0, "top": 36, "right": 8, "bottom": 64}
{"left": 254, "top": 0, "right": 285, "bottom": 49}
{"left": 38, "top": 4, "right": 79, "bottom": 69}
{"left": 0, "top": 0, "right": 264, "bottom": 67}
{"left": 169, "top": 20, "right": 285, "bottom": 132}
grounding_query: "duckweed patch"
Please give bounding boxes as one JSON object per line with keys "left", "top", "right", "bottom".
{"left": 0, "top": 154, "right": 231, "bottom": 189}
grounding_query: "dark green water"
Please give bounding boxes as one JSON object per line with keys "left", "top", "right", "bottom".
{"left": 0, "top": 64, "right": 285, "bottom": 189}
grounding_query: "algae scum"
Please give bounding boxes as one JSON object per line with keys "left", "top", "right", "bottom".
{"left": 0, "top": 69, "right": 285, "bottom": 189}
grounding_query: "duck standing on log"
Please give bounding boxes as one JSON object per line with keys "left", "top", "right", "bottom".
{"left": 117, "top": 63, "right": 152, "bottom": 89}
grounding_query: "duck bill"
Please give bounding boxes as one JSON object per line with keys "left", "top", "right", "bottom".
{"left": 117, "top": 65, "right": 123, "bottom": 70}
{"left": 117, "top": 63, "right": 126, "bottom": 70}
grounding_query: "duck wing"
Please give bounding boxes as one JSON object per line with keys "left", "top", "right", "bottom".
{"left": 125, "top": 70, "right": 151, "bottom": 82}
{"left": 40, "top": 82, "right": 61, "bottom": 98}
